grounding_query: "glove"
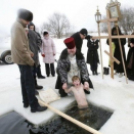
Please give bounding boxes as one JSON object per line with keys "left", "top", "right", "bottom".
{"left": 42, "top": 54, "right": 45, "bottom": 57}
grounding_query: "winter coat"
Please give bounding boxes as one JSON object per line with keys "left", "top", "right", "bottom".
{"left": 41, "top": 37, "right": 56, "bottom": 63}
{"left": 11, "top": 21, "right": 34, "bottom": 66}
{"left": 71, "top": 32, "right": 83, "bottom": 52}
{"left": 28, "top": 30, "right": 41, "bottom": 66}
{"left": 71, "top": 32, "right": 92, "bottom": 52}
{"left": 55, "top": 49, "right": 93, "bottom": 95}
{"left": 106, "top": 26, "right": 126, "bottom": 73}
{"left": 86, "top": 39, "right": 99, "bottom": 65}
{"left": 35, "top": 32, "right": 42, "bottom": 52}
{"left": 28, "top": 22, "right": 42, "bottom": 51}
{"left": 127, "top": 38, "right": 134, "bottom": 80}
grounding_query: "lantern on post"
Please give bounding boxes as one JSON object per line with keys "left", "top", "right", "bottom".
{"left": 95, "top": 6, "right": 101, "bottom": 23}
{"left": 95, "top": 7, "right": 104, "bottom": 78}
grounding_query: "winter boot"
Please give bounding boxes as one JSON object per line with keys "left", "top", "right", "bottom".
{"left": 106, "top": 68, "right": 109, "bottom": 75}
{"left": 35, "top": 85, "right": 43, "bottom": 90}
{"left": 92, "top": 71, "right": 95, "bottom": 75}
{"left": 95, "top": 70, "right": 98, "bottom": 75}
{"left": 103, "top": 67, "right": 107, "bottom": 75}
{"left": 36, "top": 65, "right": 45, "bottom": 79}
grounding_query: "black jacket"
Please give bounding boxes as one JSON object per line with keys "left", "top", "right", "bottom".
{"left": 71, "top": 32, "right": 83, "bottom": 52}
{"left": 28, "top": 30, "right": 41, "bottom": 66}
{"left": 106, "top": 26, "right": 126, "bottom": 73}
{"left": 127, "top": 38, "right": 134, "bottom": 80}
{"left": 86, "top": 39, "right": 99, "bottom": 64}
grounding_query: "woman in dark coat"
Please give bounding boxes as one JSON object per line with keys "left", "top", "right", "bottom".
{"left": 86, "top": 38, "right": 99, "bottom": 75}
{"left": 106, "top": 26, "right": 126, "bottom": 76}
{"left": 127, "top": 33, "right": 134, "bottom": 81}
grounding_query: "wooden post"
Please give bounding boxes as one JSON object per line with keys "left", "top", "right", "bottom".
{"left": 104, "top": 50, "right": 120, "bottom": 64}
{"left": 115, "top": 23, "right": 128, "bottom": 84}
{"left": 93, "top": 35, "right": 134, "bottom": 39}
{"left": 107, "top": 10, "right": 114, "bottom": 78}
{"left": 98, "top": 23, "right": 104, "bottom": 79}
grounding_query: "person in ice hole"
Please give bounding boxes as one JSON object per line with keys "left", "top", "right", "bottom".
{"left": 64, "top": 76, "right": 89, "bottom": 109}
{"left": 55, "top": 37, "right": 93, "bottom": 97}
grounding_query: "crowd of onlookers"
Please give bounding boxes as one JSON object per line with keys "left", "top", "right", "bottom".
{"left": 11, "top": 8, "right": 134, "bottom": 113}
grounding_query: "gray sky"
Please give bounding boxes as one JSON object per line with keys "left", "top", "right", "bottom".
{"left": 0, "top": 0, "right": 133, "bottom": 37}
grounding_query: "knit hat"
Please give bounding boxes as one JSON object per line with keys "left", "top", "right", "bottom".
{"left": 80, "top": 28, "right": 88, "bottom": 36}
{"left": 18, "top": 9, "right": 33, "bottom": 21}
{"left": 64, "top": 37, "right": 75, "bottom": 49}
{"left": 28, "top": 22, "right": 35, "bottom": 31}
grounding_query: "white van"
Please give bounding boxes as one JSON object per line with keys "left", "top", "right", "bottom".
{"left": 0, "top": 37, "right": 13, "bottom": 64}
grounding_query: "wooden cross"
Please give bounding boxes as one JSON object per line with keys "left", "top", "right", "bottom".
{"left": 94, "top": 7, "right": 134, "bottom": 84}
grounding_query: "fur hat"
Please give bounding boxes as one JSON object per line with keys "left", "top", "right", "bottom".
{"left": 64, "top": 37, "right": 75, "bottom": 49}
{"left": 18, "top": 9, "right": 33, "bottom": 21}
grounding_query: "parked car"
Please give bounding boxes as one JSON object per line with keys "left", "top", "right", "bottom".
{"left": 0, "top": 37, "right": 13, "bottom": 64}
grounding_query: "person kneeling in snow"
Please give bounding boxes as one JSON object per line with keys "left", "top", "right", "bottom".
{"left": 64, "top": 76, "right": 89, "bottom": 109}
{"left": 55, "top": 37, "right": 93, "bottom": 97}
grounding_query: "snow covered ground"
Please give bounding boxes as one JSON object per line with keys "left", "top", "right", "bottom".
{"left": 0, "top": 34, "right": 134, "bottom": 134}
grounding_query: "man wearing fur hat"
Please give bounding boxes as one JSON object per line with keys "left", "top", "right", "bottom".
{"left": 11, "top": 9, "right": 47, "bottom": 112}
{"left": 55, "top": 37, "right": 93, "bottom": 97}
{"left": 71, "top": 28, "right": 92, "bottom": 52}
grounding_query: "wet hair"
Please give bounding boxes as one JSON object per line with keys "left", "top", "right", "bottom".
{"left": 18, "top": 9, "right": 33, "bottom": 21}
{"left": 43, "top": 31, "right": 48, "bottom": 36}
{"left": 72, "top": 76, "right": 80, "bottom": 82}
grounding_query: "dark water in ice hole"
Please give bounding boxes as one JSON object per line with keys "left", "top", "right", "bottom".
{"left": 0, "top": 102, "right": 113, "bottom": 134}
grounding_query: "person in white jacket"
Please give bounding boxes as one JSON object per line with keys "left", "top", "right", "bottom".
{"left": 41, "top": 31, "right": 56, "bottom": 77}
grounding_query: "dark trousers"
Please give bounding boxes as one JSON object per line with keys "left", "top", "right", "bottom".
{"left": 32, "top": 64, "right": 38, "bottom": 86}
{"left": 36, "top": 64, "right": 42, "bottom": 77}
{"left": 45, "top": 63, "right": 55, "bottom": 76}
{"left": 18, "top": 65, "right": 38, "bottom": 109}
{"left": 90, "top": 62, "right": 98, "bottom": 72}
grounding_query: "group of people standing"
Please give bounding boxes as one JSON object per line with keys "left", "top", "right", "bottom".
{"left": 11, "top": 8, "right": 95, "bottom": 112}
{"left": 11, "top": 8, "right": 134, "bottom": 113}
{"left": 107, "top": 26, "right": 134, "bottom": 81}
{"left": 11, "top": 9, "right": 57, "bottom": 112}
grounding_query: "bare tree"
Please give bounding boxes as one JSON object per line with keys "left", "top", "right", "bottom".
{"left": 100, "top": 7, "right": 134, "bottom": 35}
{"left": 119, "top": 7, "right": 134, "bottom": 35}
{"left": 41, "top": 13, "right": 71, "bottom": 38}
{"left": 100, "top": 16, "right": 114, "bottom": 33}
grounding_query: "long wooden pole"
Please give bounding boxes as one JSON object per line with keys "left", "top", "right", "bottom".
{"left": 104, "top": 50, "right": 120, "bottom": 64}
{"left": 98, "top": 23, "right": 104, "bottom": 79}
{"left": 38, "top": 99, "right": 103, "bottom": 134}
{"left": 99, "top": 18, "right": 118, "bottom": 23}
{"left": 107, "top": 10, "right": 114, "bottom": 78}
{"left": 115, "top": 23, "right": 128, "bottom": 84}
{"left": 93, "top": 35, "right": 134, "bottom": 39}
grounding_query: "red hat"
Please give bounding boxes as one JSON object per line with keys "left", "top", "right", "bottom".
{"left": 64, "top": 37, "right": 75, "bottom": 49}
